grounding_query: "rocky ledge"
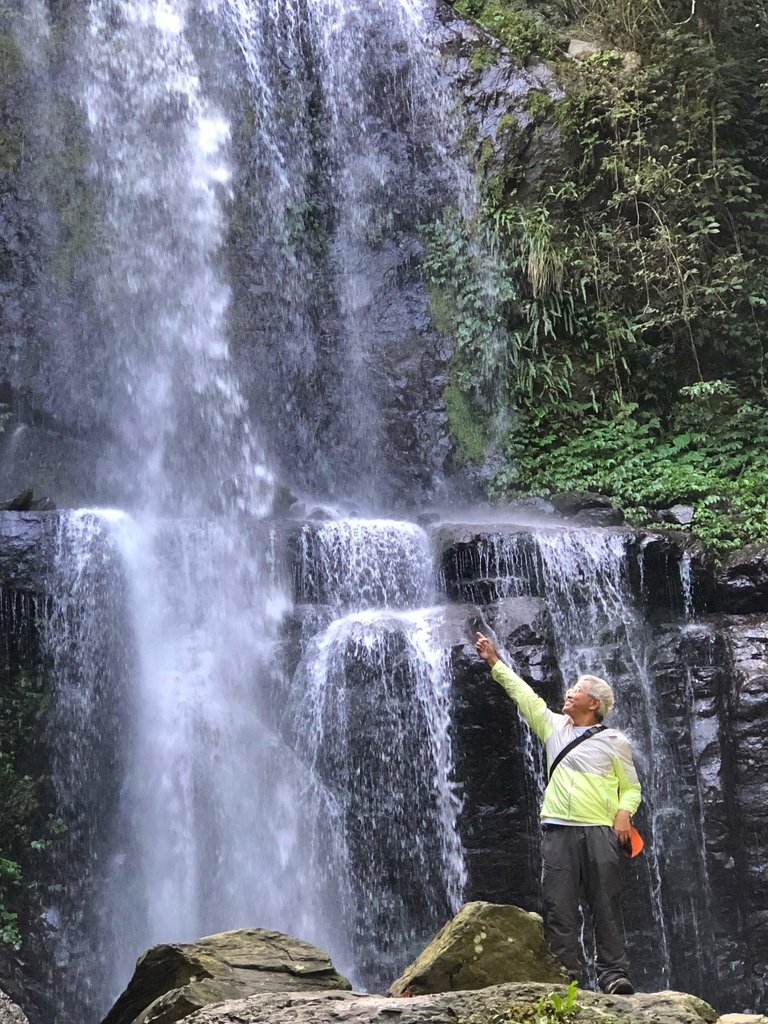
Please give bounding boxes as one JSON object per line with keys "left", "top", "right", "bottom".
{"left": 171, "top": 985, "right": 728, "bottom": 1024}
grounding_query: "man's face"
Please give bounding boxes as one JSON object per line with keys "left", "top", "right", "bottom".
{"left": 562, "top": 681, "right": 599, "bottom": 720}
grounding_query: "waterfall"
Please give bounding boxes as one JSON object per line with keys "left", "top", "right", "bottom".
{"left": 294, "top": 519, "right": 434, "bottom": 611}
{"left": 8, "top": 0, "right": 736, "bottom": 1018}
{"left": 287, "top": 520, "right": 465, "bottom": 990}
{"left": 13, "top": 0, "right": 471, "bottom": 1005}
{"left": 78, "top": 0, "right": 272, "bottom": 514}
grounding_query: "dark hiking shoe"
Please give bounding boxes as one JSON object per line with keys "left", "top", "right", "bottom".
{"left": 601, "top": 975, "right": 635, "bottom": 995}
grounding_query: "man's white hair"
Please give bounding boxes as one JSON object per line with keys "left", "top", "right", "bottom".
{"left": 577, "top": 674, "right": 615, "bottom": 722}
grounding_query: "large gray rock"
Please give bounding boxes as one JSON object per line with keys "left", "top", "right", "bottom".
{"left": 0, "top": 990, "right": 28, "bottom": 1024}
{"left": 179, "top": 984, "right": 718, "bottom": 1024}
{"left": 100, "top": 929, "right": 351, "bottom": 1024}
{"left": 387, "top": 901, "right": 567, "bottom": 995}
{"left": 435, "top": 1, "right": 562, "bottom": 199}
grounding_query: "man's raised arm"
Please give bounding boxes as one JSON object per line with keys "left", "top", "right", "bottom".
{"left": 475, "top": 632, "right": 558, "bottom": 742}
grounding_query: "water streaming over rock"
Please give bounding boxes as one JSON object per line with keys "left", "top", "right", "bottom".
{"left": 286, "top": 520, "right": 465, "bottom": 990}
{"left": 211, "top": 0, "right": 466, "bottom": 501}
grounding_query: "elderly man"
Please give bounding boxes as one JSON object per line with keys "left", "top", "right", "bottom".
{"left": 475, "top": 631, "right": 641, "bottom": 995}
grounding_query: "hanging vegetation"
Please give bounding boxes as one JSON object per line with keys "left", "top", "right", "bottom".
{"left": 430, "top": 0, "right": 768, "bottom": 553}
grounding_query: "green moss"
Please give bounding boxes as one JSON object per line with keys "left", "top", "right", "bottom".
{"left": 477, "top": 136, "right": 496, "bottom": 176}
{"left": 454, "top": 1, "right": 557, "bottom": 62}
{"left": 526, "top": 88, "right": 552, "bottom": 119}
{"left": 42, "top": 141, "right": 102, "bottom": 287}
{"left": 53, "top": 191, "right": 98, "bottom": 287}
{"left": 427, "top": 282, "right": 459, "bottom": 340}
{"left": 470, "top": 44, "right": 497, "bottom": 71}
{"left": 445, "top": 382, "right": 490, "bottom": 464}
{"left": 0, "top": 34, "right": 25, "bottom": 181}
{"left": 498, "top": 112, "right": 521, "bottom": 136}
{"left": 0, "top": 120, "right": 22, "bottom": 174}
{"left": 0, "top": 34, "right": 23, "bottom": 91}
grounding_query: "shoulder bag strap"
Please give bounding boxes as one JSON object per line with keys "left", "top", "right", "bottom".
{"left": 548, "top": 725, "right": 607, "bottom": 782}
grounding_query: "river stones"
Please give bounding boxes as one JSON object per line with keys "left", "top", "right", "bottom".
{"left": 387, "top": 901, "right": 567, "bottom": 996}
{"left": 100, "top": 929, "right": 351, "bottom": 1024}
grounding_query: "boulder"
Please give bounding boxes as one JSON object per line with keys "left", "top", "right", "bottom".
{"left": 567, "top": 38, "right": 603, "bottom": 59}
{"left": 177, "top": 984, "right": 719, "bottom": 1024}
{"left": 387, "top": 901, "right": 567, "bottom": 996}
{"left": 101, "top": 929, "right": 351, "bottom": 1024}
{"left": 658, "top": 504, "right": 696, "bottom": 527}
{"left": 0, "top": 990, "right": 29, "bottom": 1024}
{"left": 716, "top": 543, "right": 768, "bottom": 613}
{"left": 548, "top": 491, "right": 624, "bottom": 526}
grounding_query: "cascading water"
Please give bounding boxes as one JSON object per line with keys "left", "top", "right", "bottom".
{"left": 287, "top": 519, "right": 465, "bottom": 989}
{"left": 211, "top": 0, "right": 468, "bottom": 501}
{"left": 3, "top": 0, "right": 474, "bottom": 1019}
{"left": 79, "top": 0, "right": 272, "bottom": 514}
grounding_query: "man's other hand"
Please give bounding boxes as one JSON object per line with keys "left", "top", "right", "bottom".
{"left": 613, "top": 810, "right": 631, "bottom": 845}
{"left": 475, "top": 632, "right": 499, "bottom": 667}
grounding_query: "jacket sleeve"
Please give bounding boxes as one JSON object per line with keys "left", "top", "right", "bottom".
{"left": 613, "top": 735, "right": 642, "bottom": 814}
{"left": 490, "top": 661, "right": 558, "bottom": 742}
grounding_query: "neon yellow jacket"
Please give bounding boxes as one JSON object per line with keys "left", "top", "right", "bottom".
{"left": 491, "top": 661, "right": 642, "bottom": 825}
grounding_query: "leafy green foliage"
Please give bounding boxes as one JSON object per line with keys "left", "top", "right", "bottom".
{"left": 435, "top": 0, "right": 768, "bottom": 553}
{"left": 493, "top": 387, "right": 768, "bottom": 551}
{"left": 422, "top": 210, "right": 517, "bottom": 409}
{"left": 455, "top": 0, "right": 560, "bottom": 61}
{"left": 461, "top": 981, "right": 581, "bottom": 1024}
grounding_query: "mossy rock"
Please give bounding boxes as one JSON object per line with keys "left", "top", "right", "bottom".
{"left": 388, "top": 901, "right": 567, "bottom": 996}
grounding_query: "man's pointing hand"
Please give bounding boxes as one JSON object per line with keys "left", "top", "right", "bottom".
{"left": 475, "top": 632, "right": 499, "bottom": 667}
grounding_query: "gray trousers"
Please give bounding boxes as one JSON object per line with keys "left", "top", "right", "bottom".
{"left": 541, "top": 824, "right": 629, "bottom": 985}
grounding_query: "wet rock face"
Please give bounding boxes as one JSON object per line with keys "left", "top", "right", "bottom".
{"left": 721, "top": 618, "right": 768, "bottom": 1003}
{"left": 449, "top": 597, "right": 560, "bottom": 911}
{"left": 0, "top": 511, "right": 56, "bottom": 592}
{"left": 717, "top": 544, "right": 768, "bottom": 614}
{"left": 434, "top": 0, "right": 562, "bottom": 200}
